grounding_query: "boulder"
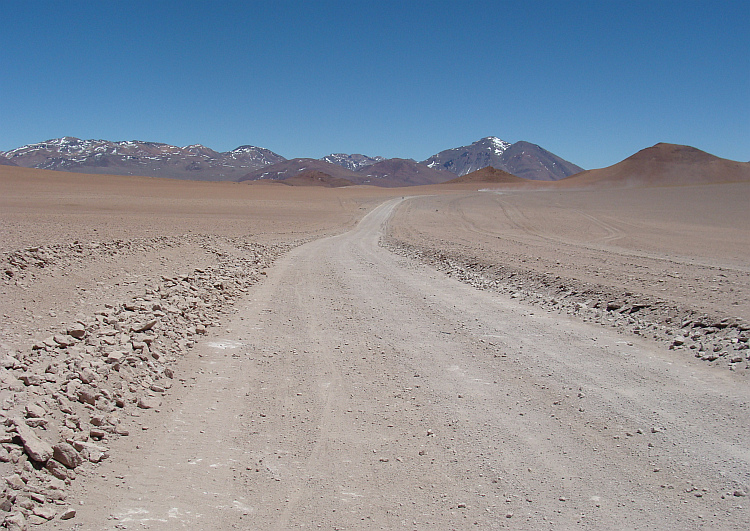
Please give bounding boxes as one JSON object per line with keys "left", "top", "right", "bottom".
{"left": 14, "top": 422, "right": 52, "bottom": 463}
{"left": 52, "top": 442, "right": 82, "bottom": 469}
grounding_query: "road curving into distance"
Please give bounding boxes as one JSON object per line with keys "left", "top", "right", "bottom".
{"left": 68, "top": 197, "right": 750, "bottom": 530}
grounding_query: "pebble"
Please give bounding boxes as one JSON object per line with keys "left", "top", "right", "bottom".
{"left": 137, "top": 396, "right": 162, "bottom": 410}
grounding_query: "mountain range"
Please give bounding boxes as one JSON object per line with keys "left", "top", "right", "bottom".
{"left": 0, "top": 136, "right": 582, "bottom": 186}
{"left": 2, "top": 139, "right": 748, "bottom": 189}
{"left": 0, "top": 137, "right": 285, "bottom": 181}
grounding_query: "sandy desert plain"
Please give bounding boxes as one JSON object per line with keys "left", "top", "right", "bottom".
{"left": 0, "top": 163, "right": 749, "bottom": 530}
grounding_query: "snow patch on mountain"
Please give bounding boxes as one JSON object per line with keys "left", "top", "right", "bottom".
{"left": 321, "top": 153, "right": 385, "bottom": 171}
{"left": 486, "top": 136, "right": 511, "bottom": 155}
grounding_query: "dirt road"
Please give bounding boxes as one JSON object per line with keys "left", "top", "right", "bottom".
{"left": 65, "top": 198, "right": 749, "bottom": 530}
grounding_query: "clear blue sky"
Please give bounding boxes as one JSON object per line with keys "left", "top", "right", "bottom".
{"left": 1, "top": 0, "right": 748, "bottom": 169}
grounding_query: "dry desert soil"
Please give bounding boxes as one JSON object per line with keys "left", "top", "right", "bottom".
{"left": 0, "top": 166, "right": 749, "bottom": 530}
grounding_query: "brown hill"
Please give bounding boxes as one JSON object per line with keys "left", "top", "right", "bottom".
{"left": 276, "top": 170, "right": 354, "bottom": 188}
{"left": 0, "top": 155, "right": 17, "bottom": 166}
{"left": 560, "top": 143, "right": 750, "bottom": 188}
{"left": 443, "top": 166, "right": 527, "bottom": 185}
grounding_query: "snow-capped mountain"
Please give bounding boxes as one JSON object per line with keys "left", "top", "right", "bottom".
{"left": 226, "top": 145, "right": 286, "bottom": 167}
{"left": 423, "top": 137, "right": 511, "bottom": 176}
{"left": 320, "top": 153, "right": 385, "bottom": 171}
{"left": 423, "top": 137, "right": 582, "bottom": 181}
{"left": 1, "top": 135, "right": 585, "bottom": 184}
{"left": 0, "top": 137, "right": 286, "bottom": 181}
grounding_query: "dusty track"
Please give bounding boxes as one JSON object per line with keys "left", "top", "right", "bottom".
{"left": 62, "top": 198, "right": 749, "bottom": 530}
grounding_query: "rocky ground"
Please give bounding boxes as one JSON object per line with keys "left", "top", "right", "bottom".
{"left": 0, "top": 169, "right": 748, "bottom": 529}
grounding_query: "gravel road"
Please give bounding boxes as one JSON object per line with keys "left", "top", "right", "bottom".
{"left": 64, "top": 198, "right": 749, "bottom": 530}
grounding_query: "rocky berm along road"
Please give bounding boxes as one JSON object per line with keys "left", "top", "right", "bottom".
{"left": 0, "top": 191, "right": 748, "bottom": 529}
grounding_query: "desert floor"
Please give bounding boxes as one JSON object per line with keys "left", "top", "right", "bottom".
{"left": 1, "top": 168, "right": 749, "bottom": 529}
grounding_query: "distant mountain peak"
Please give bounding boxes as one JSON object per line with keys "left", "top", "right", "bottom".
{"left": 423, "top": 137, "right": 581, "bottom": 181}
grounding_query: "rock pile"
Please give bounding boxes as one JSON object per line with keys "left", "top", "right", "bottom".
{"left": 384, "top": 239, "right": 750, "bottom": 370}
{"left": 2, "top": 237, "right": 182, "bottom": 286}
{"left": 0, "top": 236, "right": 285, "bottom": 527}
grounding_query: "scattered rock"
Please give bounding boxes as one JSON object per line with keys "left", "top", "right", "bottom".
{"left": 45, "top": 459, "right": 69, "bottom": 480}
{"left": 4, "top": 474, "right": 25, "bottom": 490}
{"left": 17, "top": 374, "right": 42, "bottom": 387}
{"left": 132, "top": 319, "right": 157, "bottom": 333}
{"left": 53, "top": 335, "right": 77, "bottom": 347}
{"left": 32, "top": 505, "right": 56, "bottom": 521}
{"left": 77, "top": 386, "right": 99, "bottom": 406}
